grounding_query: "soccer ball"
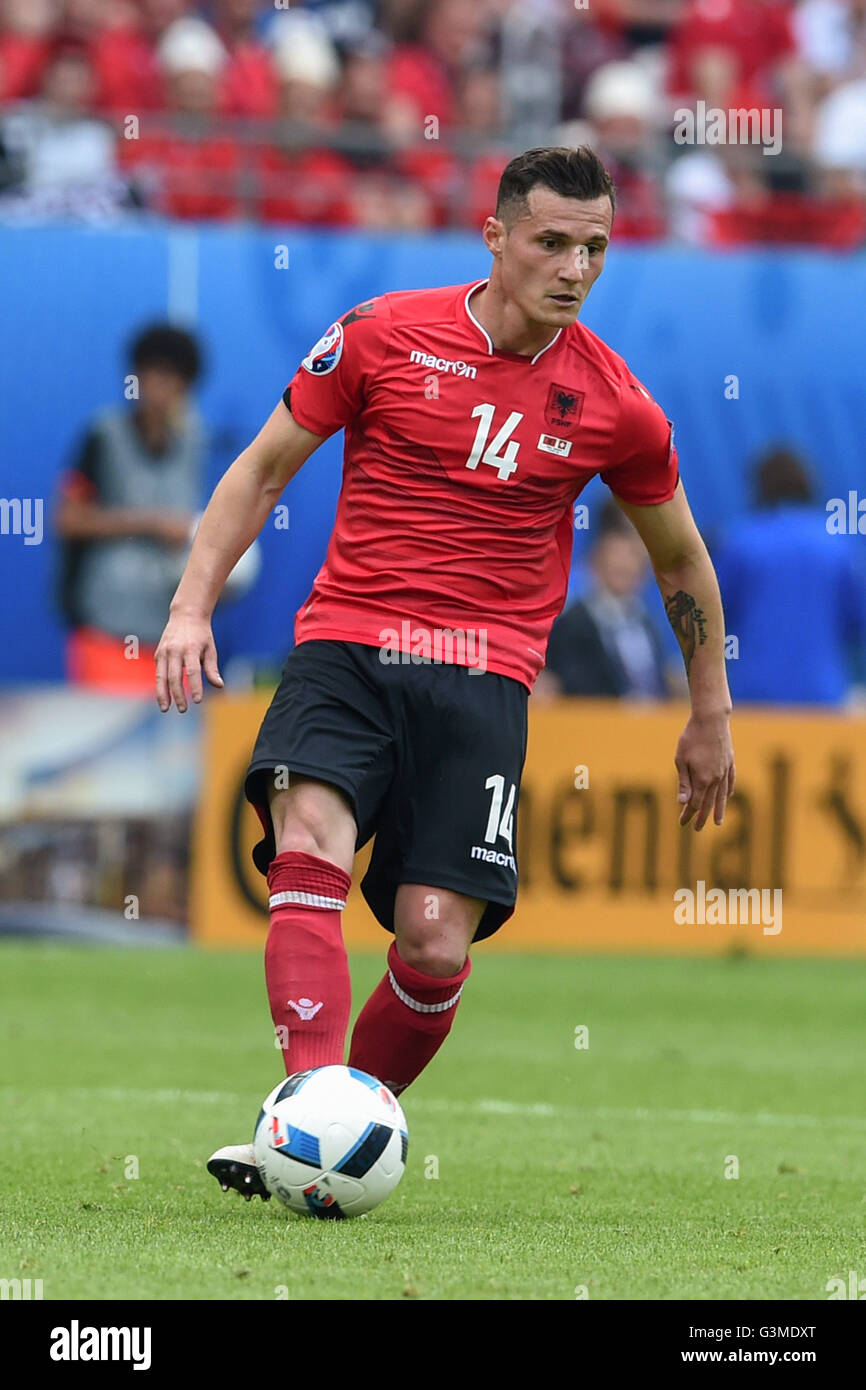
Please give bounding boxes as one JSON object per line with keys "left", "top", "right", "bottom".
{"left": 253, "top": 1065, "right": 408, "bottom": 1219}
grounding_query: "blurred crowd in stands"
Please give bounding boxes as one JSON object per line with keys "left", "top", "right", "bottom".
{"left": 1, "top": 0, "right": 866, "bottom": 241}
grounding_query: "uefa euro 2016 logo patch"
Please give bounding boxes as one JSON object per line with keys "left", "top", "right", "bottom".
{"left": 302, "top": 321, "right": 344, "bottom": 375}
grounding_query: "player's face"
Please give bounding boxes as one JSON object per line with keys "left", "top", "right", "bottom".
{"left": 492, "top": 187, "right": 613, "bottom": 328}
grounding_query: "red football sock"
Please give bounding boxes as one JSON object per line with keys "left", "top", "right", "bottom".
{"left": 348, "top": 940, "right": 471, "bottom": 1095}
{"left": 265, "top": 851, "right": 352, "bottom": 1075}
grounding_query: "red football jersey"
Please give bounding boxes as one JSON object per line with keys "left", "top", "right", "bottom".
{"left": 285, "top": 279, "right": 679, "bottom": 690}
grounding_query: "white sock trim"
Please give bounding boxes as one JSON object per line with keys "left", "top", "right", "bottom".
{"left": 388, "top": 969, "right": 464, "bottom": 1014}
{"left": 269, "top": 890, "right": 347, "bottom": 911}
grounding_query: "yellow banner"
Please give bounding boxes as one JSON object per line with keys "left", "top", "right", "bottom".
{"left": 191, "top": 695, "right": 866, "bottom": 954}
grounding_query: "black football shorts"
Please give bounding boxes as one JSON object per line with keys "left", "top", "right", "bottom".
{"left": 244, "top": 638, "right": 528, "bottom": 941}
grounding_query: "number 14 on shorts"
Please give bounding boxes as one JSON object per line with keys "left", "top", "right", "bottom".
{"left": 484, "top": 773, "right": 515, "bottom": 852}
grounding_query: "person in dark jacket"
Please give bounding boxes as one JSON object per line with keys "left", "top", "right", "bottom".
{"left": 536, "top": 499, "right": 673, "bottom": 700}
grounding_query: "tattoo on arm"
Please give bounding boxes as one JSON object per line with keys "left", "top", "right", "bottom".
{"left": 664, "top": 590, "right": 708, "bottom": 673}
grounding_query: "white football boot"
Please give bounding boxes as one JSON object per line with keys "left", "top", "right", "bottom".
{"left": 206, "top": 1143, "right": 270, "bottom": 1201}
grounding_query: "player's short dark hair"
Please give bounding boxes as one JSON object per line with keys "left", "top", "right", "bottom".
{"left": 495, "top": 146, "right": 616, "bottom": 227}
{"left": 753, "top": 446, "right": 815, "bottom": 508}
{"left": 129, "top": 324, "right": 203, "bottom": 385}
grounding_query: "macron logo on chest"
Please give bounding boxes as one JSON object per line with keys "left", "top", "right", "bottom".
{"left": 408, "top": 349, "right": 477, "bottom": 379}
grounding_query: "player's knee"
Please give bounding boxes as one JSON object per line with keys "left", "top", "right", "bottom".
{"left": 396, "top": 934, "right": 467, "bottom": 979}
{"left": 394, "top": 886, "right": 482, "bottom": 976}
{"left": 269, "top": 780, "right": 356, "bottom": 868}
{"left": 275, "top": 821, "right": 328, "bottom": 859}
{"left": 272, "top": 796, "right": 340, "bottom": 859}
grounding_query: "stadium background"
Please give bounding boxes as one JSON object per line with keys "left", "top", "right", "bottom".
{"left": 1, "top": 0, "right": 864, "bottom": 953}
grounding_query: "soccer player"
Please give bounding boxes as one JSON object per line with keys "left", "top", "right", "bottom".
{"left": 155, "top": 147, "right": 735, "bottom": 1200}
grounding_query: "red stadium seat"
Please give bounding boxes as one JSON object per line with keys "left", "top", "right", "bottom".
{"left": 119, "top": 130, "right": 242, "bottom": 221}
{"left": 386, "top": 44, "right": 455, "bottom": 129}
{"left": 709, "top": 196, "right": 866, "bottom": 249}
{"left": 668, "top": 0, "right": 797, "bottom": 104}
{"left": 608, "top": 211, "right": 667, "bottom": 241}
{"left": 463, "top": 151, "right": 512, "bottom": 228}
{"left": 392, "top": 147, "right": 461, "bottom": 227}
{"left": 254, "top": 146, "right": 354, "bottom": 226}
{"left": 90, "top": 23, "right": 164, "bottom": 113}
{"left": 218, "top": 43, "right": 279, "bottom": 119}
{"left": 0, "top": 31, "right": 51, "bottom": 101}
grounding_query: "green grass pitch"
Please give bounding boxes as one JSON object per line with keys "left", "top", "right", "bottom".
{"left": 1, "top": 944, "right": 864, "bottom": 1301}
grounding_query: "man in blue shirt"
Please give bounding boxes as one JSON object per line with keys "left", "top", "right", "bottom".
{"left": 713, "top": 448, "right": 866, "bottom": 706}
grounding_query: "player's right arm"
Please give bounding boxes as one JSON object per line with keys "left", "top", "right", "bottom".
{"left": 155, "top": 403, "right": 324, "bottom": 713}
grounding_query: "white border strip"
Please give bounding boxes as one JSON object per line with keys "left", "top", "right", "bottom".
{"left": 388, "top": 969, "right": 463, "bottom": 1014}
{"left": 464, "top": 278, "right": 494, "bottom": 354}
{"left": 269, "top": 890, "right": 346, "bottom": 911}
{"left": 463, "top": 278, "right": 563, "bottom": 363}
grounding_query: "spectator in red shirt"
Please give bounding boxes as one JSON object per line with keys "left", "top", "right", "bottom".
{"left": 336, "top": 30, "right": 428, "bottom": 151}
{"left": 560, "top": 4, "right": 630, "bottom": 122}
{"left": 583, "top": 60, "right": 667, "bottom": 238}
{"left": 389, "top": 61, "right": 501, "bottom": 226}
{"left": 211, "top": 0, "right": 279, "bottom": 118}
{"left": 456, "top": 65, "right": 511, "bottom": 229}
{"left": 257, "top": 20, "right": 352, "bottom": 225}
{"left": 329, "top": 27, "right": 438, "bottom": 231}
{"left": 455, "top": 63, "right": 504, "bottom": 137}
{"left": 271, "top": 16, "right": 340, "bottom": 128}
{"left": 158, "top": 17, "right": 228, "bottom": 116}
{"left": 339, "top": 34, "right": 391, "bottom": 134}
{"left": 669, "top": 0, "right": 799, "bottom": 107}
{"left": 120, "top": 17, "right": 241, "bottom": 220}
{"left": 67, "top": 0, "right": 188, "bottom": 114}
{"left": 0, "top": 0, "right": 54, "bottom": 102}
{"left": 386, "top": 0, "right": 493, "bottom": 138}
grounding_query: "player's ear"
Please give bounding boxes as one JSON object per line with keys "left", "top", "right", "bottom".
{"left": 482, "top": 215, "right": 505, "bottom": 256}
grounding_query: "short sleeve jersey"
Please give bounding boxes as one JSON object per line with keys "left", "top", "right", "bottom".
{"left": 285, "top": 279, "right": 679, "bottom": 689}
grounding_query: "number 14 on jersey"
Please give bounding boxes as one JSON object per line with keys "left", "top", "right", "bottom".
{"left": 465, "top": 403, "right": 524, "bottom": 482}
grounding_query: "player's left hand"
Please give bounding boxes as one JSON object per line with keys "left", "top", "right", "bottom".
{"left": 674, "top": 711, "right": 735, "bottom": 830}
